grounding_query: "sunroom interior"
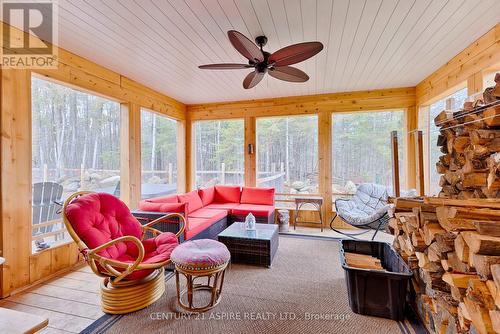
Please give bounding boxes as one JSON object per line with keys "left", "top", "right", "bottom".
{"left": 0, "top": 2, "right": 500, "bottom": 334}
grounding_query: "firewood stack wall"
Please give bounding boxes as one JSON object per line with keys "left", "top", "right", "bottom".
{"left": 390, "top": 197, "right": 500, "bottom": 334}
{"left": 434, "top": 73, "right": 500, "bottom": 199}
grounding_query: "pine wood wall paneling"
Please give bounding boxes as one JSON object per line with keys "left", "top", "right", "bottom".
{"left": 467, "top": 71, "right": 484, "bottom": 97}
{"left": 187, "top": 87, "right": 416, "bottom": 120}
{"left": 244, "top": 117, "right": 256, "bottom": 187}
{"left": 120, "top": 103, "right": 142, "bottom": 208}
{"left": 1, "top": 69, "right": 32, "bottom": 297}
{"left": 416, "top": 23, "right": 500, "bottom": 105}
{"left": 0, "top": 23, "right": 188, "bottom": 296}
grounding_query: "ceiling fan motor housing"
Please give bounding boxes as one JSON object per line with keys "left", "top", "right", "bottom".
{"left": 255, "top": 35, "right": 268, "bottom": 48}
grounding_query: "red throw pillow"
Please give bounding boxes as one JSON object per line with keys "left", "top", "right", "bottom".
{"left": 178, "top": 190, "right": 203, "bottom": 213}
{"left": 214, "top": 185, "right": 241, "bottom": 203}
{"left": 240, "top": 187, "right": 275, "bottom": 205}
{"left": 198, "top": 186, "right": 215, "bottom": 206}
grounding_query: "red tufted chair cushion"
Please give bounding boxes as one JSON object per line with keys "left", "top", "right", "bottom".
{"left": 65, "top": 193, "right": 178, "bottom": 280}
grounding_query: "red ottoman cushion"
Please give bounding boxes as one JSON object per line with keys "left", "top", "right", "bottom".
{"left": 171, "top": 239, "right": 230, "bottom": 270}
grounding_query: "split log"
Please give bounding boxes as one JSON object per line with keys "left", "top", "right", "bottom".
{"left": 462, "top": 232, "right": 500, "bottom": 256}
{"left": 463, "top": 296, "right": 494, "bottom": 334}
{"left": 471, "top": 254, "right": 500, "bottom": 279}
{"left": 442, "top": 272, "right": 480, "bottom": 289}
{"left": 455, "top": 234, "right": 470, "bottom": 263}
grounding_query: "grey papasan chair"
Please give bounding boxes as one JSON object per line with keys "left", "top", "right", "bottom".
{"left": 330, "top": 183, "right": 391, "bottom": 240}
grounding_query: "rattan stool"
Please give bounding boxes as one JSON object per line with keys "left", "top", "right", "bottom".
{"left": 171, "top": 239, "right": 230, "bottom": 313}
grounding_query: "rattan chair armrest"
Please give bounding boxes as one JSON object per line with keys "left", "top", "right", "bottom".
{"left": 88, "top": 235, "right": 145, "bottom": 283}
{"left": 142, "top": 213, "right": 186, "bottom": 240}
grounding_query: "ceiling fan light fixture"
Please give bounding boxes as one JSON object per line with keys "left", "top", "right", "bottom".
{"left": 199, "top": 30, "right": 323, "bottom": 89}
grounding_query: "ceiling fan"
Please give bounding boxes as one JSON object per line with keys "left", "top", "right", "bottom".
{"left": 199, "top": 30, "right": 323, "bottom": 89}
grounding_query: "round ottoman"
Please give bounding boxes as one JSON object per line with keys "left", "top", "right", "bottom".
{"left": 171, "top": 239, "right": 230, "bottom": 312}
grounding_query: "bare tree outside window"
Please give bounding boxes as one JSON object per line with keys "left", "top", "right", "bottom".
{"left": 256, "top": 116, "right": 318, "bottom": 194}
{"left": 194, "top": 120, "right": 244, "bottom": 187}
{"left": 31, "top": 76, "right": 120, "bottom": 251}
{"left": 141, "top": 109, "right": 178, "bottom": 199}
{"left": 332, "top": 111, "right": 406, "bottom": 197}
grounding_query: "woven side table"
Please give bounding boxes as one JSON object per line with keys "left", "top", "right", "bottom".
{"left": 294, "top": 197, "right": 324, "bottom": 232}
{"left": 171, "top": 239, "right": 230, "bottom": 313}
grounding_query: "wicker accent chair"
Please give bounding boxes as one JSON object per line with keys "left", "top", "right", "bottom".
{"left": 63, "top": 191, "right": 185, "bottom": 314}
{"left": 330, "top": 183, "right": 391, "bottom": 241}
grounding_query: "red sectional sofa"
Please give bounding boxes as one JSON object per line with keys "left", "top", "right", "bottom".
{"left": 133, "top": 185, "right": 275, "bottom": 241}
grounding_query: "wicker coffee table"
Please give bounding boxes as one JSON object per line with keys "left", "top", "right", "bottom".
{"left": 217, "top": 223, "right": 278, "bottom": 267}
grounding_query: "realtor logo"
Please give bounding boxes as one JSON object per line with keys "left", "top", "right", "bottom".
{"left": 1, "top": 0, "right": 58, "bottom": 68}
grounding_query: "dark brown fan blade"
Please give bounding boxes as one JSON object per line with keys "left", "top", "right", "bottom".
{"left": 199, "top": 63, "right": 252, "bottom": 69}
{"left": 268, "top": 42, "right": 323, "bottom": 67}
{"left": 243, "top": 71, "right": 265, "bottom": 89}
{"left": 268, "top": 66, "right": 309, "bottom": 82}
{"left": 228, "top": 30, "right": 264, "bottom": 62}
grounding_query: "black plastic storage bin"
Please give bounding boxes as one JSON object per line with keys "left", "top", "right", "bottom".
{"left": 339, "top": 239, "right": 413, "bottom": 320}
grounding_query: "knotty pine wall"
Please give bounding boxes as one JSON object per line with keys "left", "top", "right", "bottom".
{"left": 0, "top": 23, "right": 187, "bottom": 297}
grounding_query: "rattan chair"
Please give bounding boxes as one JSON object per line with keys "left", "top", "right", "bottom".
{"left": 330, "top": 183, "right": 391, "bottom": 241}
{"left": 63, "top": 191, "right": 185, "bottom": 314}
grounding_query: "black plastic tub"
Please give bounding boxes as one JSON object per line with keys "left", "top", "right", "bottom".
{"left": 339, "top": 239, "right": 413, "bottom": 320}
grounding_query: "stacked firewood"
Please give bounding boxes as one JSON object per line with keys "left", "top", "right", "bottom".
{"left": 389, "top": 197, "right": 500, "bottom": 334}
{"left": 434, "top": 73, "right": 500, "bottom": 199}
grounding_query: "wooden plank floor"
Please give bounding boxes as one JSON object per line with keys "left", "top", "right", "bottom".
{"left": 0, "top": 266, "right": 104, "bottom": 334}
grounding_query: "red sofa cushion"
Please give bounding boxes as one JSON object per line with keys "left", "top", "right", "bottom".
{"left": 185, "top": 217, "right": 218, "bottom": 240}
{"left": 204, "top": 202, "right": 239, "bottom": 210}
{"left": 198, "top": 186, "right": 215, "bottom": 206}
{"left": 214, "top": 185, "right": 241, "bottom": 203}
{"left": 232, "top": 204, "right": 274, "bottom": 217}
{"left": 188, "top": 208, "right": 227, "bottom": 221}
{"left": 178, "top": 190, "right": 203, "bottom": 214}
{"left": 138, "top": 201, "right": 186, "bottom": 214}
{"left": 240, "top": 187, "right": 275, "bottom": 205}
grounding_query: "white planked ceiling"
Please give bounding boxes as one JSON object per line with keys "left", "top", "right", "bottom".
{"left": 51, "top": 0, "right": 500, "bottom": 104}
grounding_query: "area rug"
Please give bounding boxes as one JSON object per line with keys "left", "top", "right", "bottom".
{"left": 82, "top": 235, "right": 420, "bottom": 334}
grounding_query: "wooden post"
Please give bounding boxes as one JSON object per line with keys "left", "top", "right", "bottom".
{"left": 176, "top": 119, "right": 187, "bottom": 193}
{"left": 244, "top": 116, "right": 256, "bottom": 187}
{"left": 445, "top": 97, "right": 455, "bottom": 111}
{"left": 318, "top": 111, "right": 333, "bottom": 228}
{"left": 220, "top": 162, "right": 226, "bottom": 184}
{"left": 405, "top": 106, "right": 418, "bottom": 190}
{"left": 391, "top": 131, "right": 401, "bottom": 197}
{"left": 416, "top": 130, "right": 425, "bottom": 196}
{"left": 120, "top": 103, "right": 141, "bottom": 208}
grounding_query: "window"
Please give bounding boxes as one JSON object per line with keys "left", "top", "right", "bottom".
{"left": 256, "top": 116, "right": 318, "bottom": 194}
{"left": 427, "top": 87, "right": 468, "bottom": 195}
{"left": 141, "top": 109, "right": 178, "bottom": 199}
{"left": 332, "top": 111, "right": 406, "bottom": 195}
{"left": 194, "top": 120, "right": 244, "bottom": 187}
{"left": 31, "top": 76, "right": 120, "bottom": 251}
